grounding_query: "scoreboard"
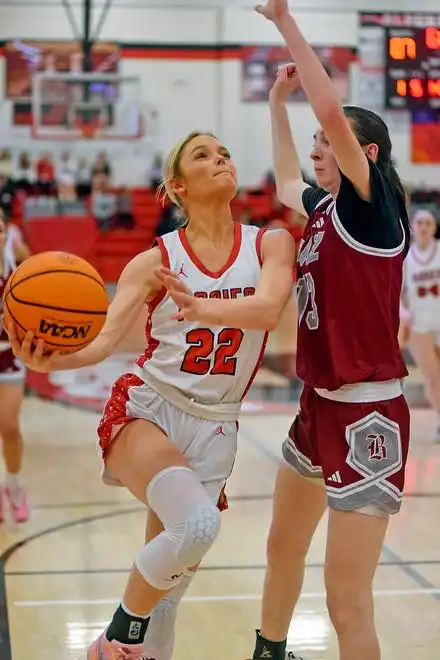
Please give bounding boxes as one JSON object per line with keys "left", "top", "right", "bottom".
{"left": 385, "top": 26, "right": 440, "bottom": 109}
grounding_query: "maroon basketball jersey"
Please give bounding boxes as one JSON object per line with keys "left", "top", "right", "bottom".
{"left": 0, "top": 239, "right": 16, "bottom": 344}
{"left": 296, "top": 193, "right": 408, "bottom": 391}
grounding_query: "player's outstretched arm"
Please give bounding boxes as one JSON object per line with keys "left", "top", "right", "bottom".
{"left": 157, "top": 230, "right": 295, "bottom": 331}
{"left": 257, "top": 0, "right": 371, "bottom": 200}
{"left": 269, "top": 63, "right": 309, "bottom": 221}
{"left": 7, "top": 249, "right": 163, "bottom": 373}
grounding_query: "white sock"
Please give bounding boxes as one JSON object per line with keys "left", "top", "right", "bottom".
{"left": 121, "top": 600, "right": 151, "bottom": 620}
{"left": 5, "top": 473, "right": 22, "bottom": 493}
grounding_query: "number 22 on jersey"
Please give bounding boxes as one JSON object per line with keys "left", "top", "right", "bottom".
{"left": 181, "top": 328, "right": 244, "bottom": 376}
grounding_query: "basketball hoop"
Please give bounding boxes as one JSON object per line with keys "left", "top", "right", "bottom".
{"left": 77, "top": 114, "right": 103, "bottom": 140}
{"left": 31, "top": 71, "right": 148, "bottom": 142}
{"left": 81, "top": 123, "right": 97, "bottom": 139}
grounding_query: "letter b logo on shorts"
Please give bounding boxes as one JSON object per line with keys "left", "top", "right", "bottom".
{"left": 367, "top": 433, "right": 387, "bottom": 461}
{"left": 346, "top": 412, "right": 402, "bottom": 479}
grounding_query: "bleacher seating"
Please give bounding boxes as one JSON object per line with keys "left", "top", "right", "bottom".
{"left": 92, "top": 188, "right": 160, "bottom": 281}
{"left": 23, "top": 196, "right": 59, "bottom": 219}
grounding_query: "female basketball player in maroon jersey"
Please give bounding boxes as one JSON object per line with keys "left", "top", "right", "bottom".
{"left": 8, "top": 131, "right": 295, "bottom": 660}
{"left": 0, "top": 210, "right": 30, "bottom": 523}
{"left": 160, "top": 2, "right": 411, "bottom": 659}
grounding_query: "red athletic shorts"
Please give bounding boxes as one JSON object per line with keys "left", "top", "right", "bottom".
{"left": 282, "top": 384, "right": 410, "bottom": 514}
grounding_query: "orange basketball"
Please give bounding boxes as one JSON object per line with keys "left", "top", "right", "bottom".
{"left": 3, "top": 251, "right": 109, "bottom": 354}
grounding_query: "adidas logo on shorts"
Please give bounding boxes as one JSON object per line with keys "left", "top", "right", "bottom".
{"left": 327, "top": 470, "right": 342, "bottom": 484}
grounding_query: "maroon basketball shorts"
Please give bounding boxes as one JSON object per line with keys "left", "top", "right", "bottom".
{"left": 282, "top": 383, "right": 410, "bottom": 515}
{"left": 0, "top": 347, "right": 25, "bottom": 383}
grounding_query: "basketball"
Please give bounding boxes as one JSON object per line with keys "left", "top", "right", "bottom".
{"left": 3, "top": 251, "right": 109, "bottom": 354}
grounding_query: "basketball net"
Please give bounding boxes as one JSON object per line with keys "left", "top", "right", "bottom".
{"left": 81, "top": 123, "right": 97, "bottom": 139}
{"left": 75, "top": 115, "right": 103, "bottom": 140}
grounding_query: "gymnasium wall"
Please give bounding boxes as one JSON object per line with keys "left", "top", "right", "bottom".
{"left": 0, "top": 1, "right": 439, "bottom": 186}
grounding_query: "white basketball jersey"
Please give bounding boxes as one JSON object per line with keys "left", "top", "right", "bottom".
{"left": 404, "top": 240, "right": 440, "bottom": 330}
{"left": 136, "top": 223, "right": 267, "bottom": 405}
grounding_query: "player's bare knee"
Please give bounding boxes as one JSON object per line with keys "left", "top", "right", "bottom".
{"left": 266, "top": 520, "right": 310, "bottom": 565}
{"left": 325, "top": 559, "right": 374, "bottom": 631}
{"left": 326, "top": 587, "right": 372, "bottom": 633}
{"left": 0, "top": 424, "right": 21, "bottom": 442}
{"left": 266, "top": 526, "right": 291, "bottom": 565}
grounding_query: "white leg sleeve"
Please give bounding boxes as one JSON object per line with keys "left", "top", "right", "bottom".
{"left": 143, "top": 569, "right": 196, "bottom": 660}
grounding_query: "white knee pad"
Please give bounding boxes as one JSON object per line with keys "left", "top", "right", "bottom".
{"left": 175, "top": 501, "right": 220, "bottom": 566}
{"left": 135, "top": 467, "right": 221, "bottom": 591}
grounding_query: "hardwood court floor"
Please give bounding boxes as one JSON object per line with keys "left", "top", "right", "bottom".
{"left": 1, "top": 397, "right": 440, "bottom": 659}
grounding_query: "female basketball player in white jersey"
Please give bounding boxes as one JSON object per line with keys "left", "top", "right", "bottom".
{"left": 7, "top": 221, "right": 31, "bottom": 265}
{"left": 8, "top": 131, "right": 296, "bottom": 660}
{"left": 401, "top": 209, "right": 440, "bottom": 441}
{"left": 0, "top": 210, "right": 29, "bottom": 523}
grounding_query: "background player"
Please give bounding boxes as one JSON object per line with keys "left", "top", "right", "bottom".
{"left": 0, "top": 209, "right": 29, "bottom": 523}
{"left": 6, "top": 221, "right": 31, "bottom": 265}
{"left": 401, "top": 209, "right": 440, "bottom": 441}
{"left": 160, "top": 1, "right": 411, "bottom": 658}
{"left": 8, "top": 131, "right": 295, "bottom": 660}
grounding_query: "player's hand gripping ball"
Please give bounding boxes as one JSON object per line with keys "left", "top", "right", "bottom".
{"left": 3, "top": 251, "right": 109, "bottom": 355}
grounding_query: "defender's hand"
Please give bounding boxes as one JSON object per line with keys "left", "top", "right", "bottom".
{"left": 270, "top": 63, "right": 301, "bottom": 103}
{"left": 155, "top": 267, "right": 204, "bottom": 322}
{"left": 255, "top": 0, "right": 289, "bottom": 22}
